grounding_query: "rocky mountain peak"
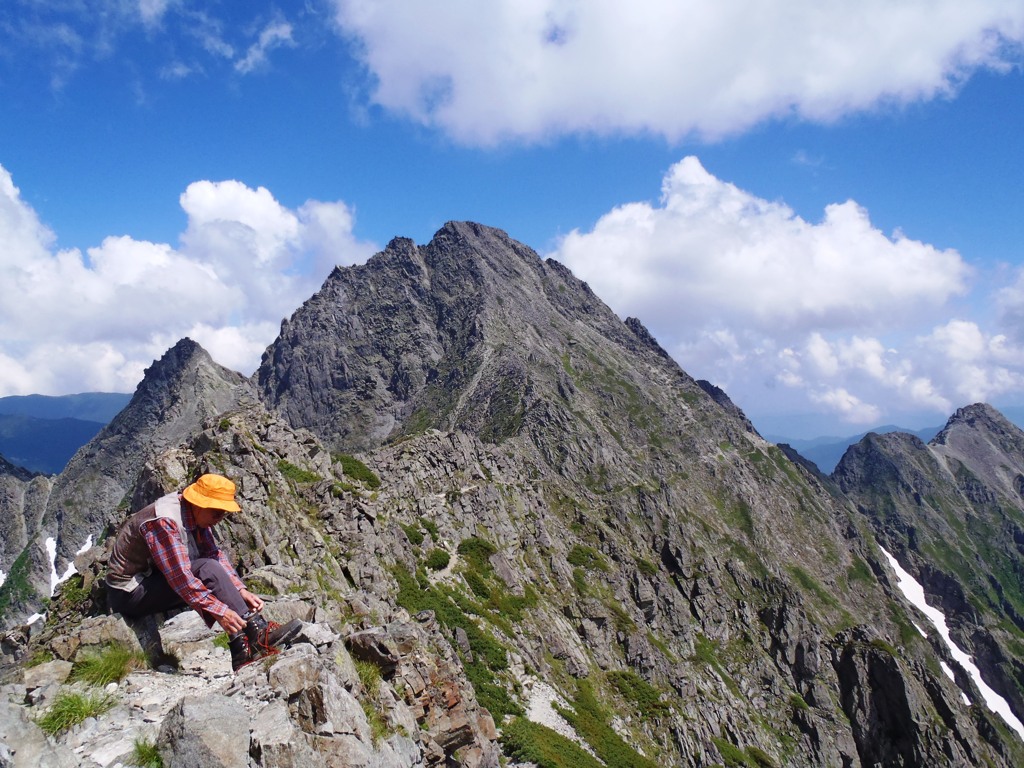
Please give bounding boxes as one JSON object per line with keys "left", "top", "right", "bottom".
{"left": 255, "top": 221, "right": 703, "bottom": 454}
{"left": 835, "top": 401, "right": 1024, "bottom": 743}
{"left": 929, "top": 402, "right": 1024, "bottom": 502}
{"left": 933, "top": 401, "right": 1020, "bottom": 445}
{"left": 0, "top": 454, "right": 37, "bottom": 484}
{"left": 119, "top": 337, "right": 250, "bottom": 427}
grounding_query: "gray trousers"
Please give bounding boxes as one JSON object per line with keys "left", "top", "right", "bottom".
{"left": 107, "top": 557, "right": 247, "bottom": 625}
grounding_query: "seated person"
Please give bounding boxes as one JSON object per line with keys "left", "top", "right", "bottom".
{"left": 106, "top": 473, "right": 300, "bottom": 670}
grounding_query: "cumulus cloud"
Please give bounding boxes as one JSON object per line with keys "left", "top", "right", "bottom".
{"left": 995, "top": 269, "right": 1024, "bottom": 341}
{"left": 331, "top": 0, "right": 1024, "bottom": 143}
{"left": 0, "top": 164, "right": 377, "bottom": 396}
{"left": 556, "top": 156, "right": 969, "bottom": 333}
{"left": 551, "top": 157, "right": 1024, "bottom": 426}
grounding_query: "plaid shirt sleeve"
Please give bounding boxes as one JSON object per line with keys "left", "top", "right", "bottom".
{"left": 142, "top": 518, "right": 230, "bottom": 620}
{"left": 195, "top": 525, "right": 246, "bottom": 592}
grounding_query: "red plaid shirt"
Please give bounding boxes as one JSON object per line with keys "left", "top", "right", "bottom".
{"left": 141, "top": 499, "right": 245, "bottom": 620}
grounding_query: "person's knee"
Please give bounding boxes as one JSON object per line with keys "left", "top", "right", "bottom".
{"left": 191, "top": 558, "right": 245, "bottom": 612}
{"left": 192, "top": 558, "right": 230, "bottom": 585}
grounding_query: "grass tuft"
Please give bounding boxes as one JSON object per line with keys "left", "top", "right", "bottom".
{"left": 457, "top": 537, "right": 497, "bottom": 572}
{"left": 501, "top": 717, "right": 604, "bottom": 768}
{"left": 607, "top": 670, "right": 669, "bottom": 720}
{"left": 393, "top": 565, "right": 520, "bottom": 719}
{"left": 567, "top": 544, "right": 607, "bottom": 571}
{"left": 400, "top": 522, "right": 425, "bottom": 546}
{"left": 71, "top": 643, "right": 146, "bottom": 686}
{"left": 277, "top": 460, "right": 321, "bottom": 484}
{"left": 334, "top": 454, "right": 382, "bottom": 489}
{"left": 355, "top": 658, "right": 382, "bottom": 697}
{"left": 37, "top": 690, "right": 115, "bottom": 735}
{"left": 554, "top": 680, "right": 659, "bottom": 768}
{"left": 131, "top": 737, "right": 164, "bottom": 767}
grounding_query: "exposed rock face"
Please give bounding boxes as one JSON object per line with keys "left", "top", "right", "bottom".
{"left": 835, "top": 403, "right": 1024, "bottom": 744}
{"left": 3, "top": 225, "right": 1024, "bottom": 766}
{"left": 0, "top": 458, "right": 50, "bottom": 585}
{"left": 0, "top": 338, "right": 254, "bottom": 628}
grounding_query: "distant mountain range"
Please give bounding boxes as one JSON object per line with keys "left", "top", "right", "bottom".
{"left": 0, "top": 393, "right": 131, "bottom": 422}
{"left": 769, "top": 407, "right": 1024, "bottom": 475}
{"left": 0, "top": 393, "right": 131, "bottom": 475}
{"left": 769, "top": 425, "right": 942, "bottom": 474}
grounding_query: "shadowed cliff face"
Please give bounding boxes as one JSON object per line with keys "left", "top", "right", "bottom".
{"left": 835, "top": 403, "right": 1024, "bottom": 739}
{"left": 4, "top": 225, "right": 1024, "bottom": 766}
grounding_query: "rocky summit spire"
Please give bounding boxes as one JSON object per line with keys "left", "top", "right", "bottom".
{"left": 255, "top": 221, "right": 725, "bottom": 454}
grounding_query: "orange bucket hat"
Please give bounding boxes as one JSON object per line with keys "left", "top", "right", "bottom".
{"left": 182, "top": 473, "right": 242, "bottom": 513}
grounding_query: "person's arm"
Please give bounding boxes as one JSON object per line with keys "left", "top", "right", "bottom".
{"left": 143, "top": 518, "right": 231, "bottom": 621}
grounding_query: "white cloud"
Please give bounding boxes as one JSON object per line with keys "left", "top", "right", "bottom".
{"left": 555, "top": 156, "right": 969, "bottom": 334}
{"left": 917, "top": 320, "right": 1024, "bottom": 404}
{"left": 160, "top": 61, "right": 194, "bottom": 80}
{"left": 0, "top": 164, "right": 377, "bottom": 397}
{"left": 235, "top": 21, "right": 295, "bottom": 74}
{"left": 331, "top": 0, "right": 1024, "bottom": 143}
{"left": 994, "top": 268, "right": 1024, "bottom": 342}
{"left": 548, "top": 156, "right": 1024, "bottom": 426}
{"left": 810, "top": 388, "right": 881, "bottom": 425}
{"left": 137, "top": 0, "right": 173, "bottom": 27}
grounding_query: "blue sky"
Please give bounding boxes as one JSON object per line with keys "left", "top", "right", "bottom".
{"left": 1, "top": 1, "right": 1023, "bottom": 439}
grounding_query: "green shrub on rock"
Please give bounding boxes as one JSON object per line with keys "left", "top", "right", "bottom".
{"left": 71, "top": 643, "right": 146, "bottom": 686}
{"left": 334, "top": 453, "right": 381, "bottom": 489}
{"left": 424, "top": 548, "right": 451, "bottom": 571}
{"left": 501, "top": 717, "right": 604, "bottom": 768}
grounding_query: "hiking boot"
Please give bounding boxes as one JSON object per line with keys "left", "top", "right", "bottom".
{"left": 228, "top": 632, "right": 253, "bottom": 672}
{"left": 244, "top": 612, "right": 302, "bottom": 656}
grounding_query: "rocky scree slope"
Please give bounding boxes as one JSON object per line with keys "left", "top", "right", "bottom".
{"left": 835, "top": 403, "right": 1024, "bottom": 741}
{"left": 3, "top": 403, "right": 500, "bottom": 767}
{"left": 0, "top": 459, "right": 51, "bottom": 618}
{"left": 5, "top": 389, "right": 1014, "bottom": 767}
{"left": 1, "top": 222, "right": 1022, "bottom": 766}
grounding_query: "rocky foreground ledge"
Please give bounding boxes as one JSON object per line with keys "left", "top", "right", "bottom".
{"left": 0, "top": 592, "right": 501, "bottom": 768}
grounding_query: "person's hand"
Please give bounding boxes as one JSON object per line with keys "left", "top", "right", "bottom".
{"left": 218, "top": 609, "right": 246, "bottom": 635}
{"left": 240, "top": 588, "right": 264, "bottom": 612}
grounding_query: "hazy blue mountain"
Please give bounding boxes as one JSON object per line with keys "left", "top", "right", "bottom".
{"left": 0, "top": 393, "right": 131, "bottom": 474}
{"left": 0, "top": 414, "right": 106, "bottom": 475}
{"left": 0, "top": 393, "right": 131, "bottom": 423}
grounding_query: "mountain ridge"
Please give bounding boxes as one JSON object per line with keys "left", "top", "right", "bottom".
{"left": 2, "top": 222, "right": 1023, "bottom": 766}
{"left": 834, "top": 402, "right": 1024, "bottom": 737}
